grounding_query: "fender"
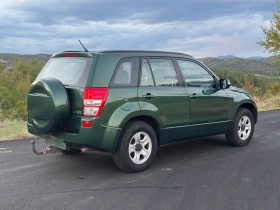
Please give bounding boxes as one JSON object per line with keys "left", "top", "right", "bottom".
{"left": 229, "top": 92, "right": 258, "bottom": 123}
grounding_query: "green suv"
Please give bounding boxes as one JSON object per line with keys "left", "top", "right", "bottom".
{"left": 27, "top": 50, "right": 257, "bottom": 172}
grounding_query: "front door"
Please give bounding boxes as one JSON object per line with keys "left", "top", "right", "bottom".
{"left": 176, "top": 59, "right": 231, "bottom": 138}
{"left": 138, "top": 58, "right": 191, "bottom": 144}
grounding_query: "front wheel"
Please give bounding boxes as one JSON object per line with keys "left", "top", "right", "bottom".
{"left": 226, "top": 108, "right": 255, "bottom": 147}
{"left": 113, "top": 121, "right": 157, "bottom": 173}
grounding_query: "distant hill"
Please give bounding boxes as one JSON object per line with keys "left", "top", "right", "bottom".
{"left": 216, "top": 55, "right": 264, "bottom": 60}
{"left": 217, "top": 55, "right": 237, "bottom": 59}
{"left": 199, "top": 56, "right": 280, "bottom": 76}
{"left": 0, "top": 53, "right": 279, "bottom": 76}
{"left": 0, "top": 53, "right": 51, "bottom": 66}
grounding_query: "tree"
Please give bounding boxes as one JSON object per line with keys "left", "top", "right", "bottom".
{"left": 257, "top": 1, "right": 280, "bottom": 67}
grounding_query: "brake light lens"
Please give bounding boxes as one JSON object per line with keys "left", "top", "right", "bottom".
{"left": 64, "top": 53, "right": 78, "bottom": 57}
{"left": 83, "top": 88, "right": 108, "bottom": 117}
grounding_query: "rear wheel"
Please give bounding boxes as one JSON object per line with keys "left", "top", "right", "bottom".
{"left": 226, "top": 108, "right": 255, "bottom": 147}
{"left": 113, "top": 121, "right": 157, "bottom": 173}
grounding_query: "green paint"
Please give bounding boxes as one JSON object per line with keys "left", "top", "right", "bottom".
{"left": 27, "top": 50, "right": 257, "bottom": 152}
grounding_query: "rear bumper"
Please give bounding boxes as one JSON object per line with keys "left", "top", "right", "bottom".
{"left": 27, "top": 118, "right": 122, "bottom": 152}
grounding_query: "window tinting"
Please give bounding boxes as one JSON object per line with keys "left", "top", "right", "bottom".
{"left": 177, "top": 60, "right": 215, "bottom": 87}
{"left": 111, "top": 57, "right": 139, "bottom": 86}
{"left": 140, "top": 59, "right": 154, "bottom": 86}
{"left": 148, "top": 59, "right": 179, "bottom": 86}
{"left": 39, "top": 58, "right": 92, "bottom": 86}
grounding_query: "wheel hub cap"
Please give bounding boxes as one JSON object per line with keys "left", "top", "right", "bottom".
{"left": 135, "top": 144, "right": 142, "bottom": 152}
{"left": 238, "top": 116, "right": 252, "bottom": 141}
{"left": 128, "top": 131, "right": 152, "bottom": 165}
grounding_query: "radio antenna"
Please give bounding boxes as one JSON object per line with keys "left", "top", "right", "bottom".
{"left": 78, "top": 39, "right": 88, "bottom": 52}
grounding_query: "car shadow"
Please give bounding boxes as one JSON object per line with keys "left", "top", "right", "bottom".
{"left": 53, "top": 135, "right": 230, "bottom": 175}
{"left": 158, "top": 135, "right": 228, "bottom": 155}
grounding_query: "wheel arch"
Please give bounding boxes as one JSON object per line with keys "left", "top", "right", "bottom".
{"left": 125, "top": 115, "right": 160, "bottom": 142}
{"left": 113, "top": 115, "right": 161, "bottom": 152}
{"left": 237, "top": 102, "right": 258, "bottom": 124}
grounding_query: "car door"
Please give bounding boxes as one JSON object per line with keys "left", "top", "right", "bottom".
{"left": 176, "top": 59, "right": 231, "bottom": 138}
{"left": 138, "top": 58, "right": 191, "bottom": 144}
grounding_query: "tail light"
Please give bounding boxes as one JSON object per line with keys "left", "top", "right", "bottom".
{"left": 64, "top": 53, "right": 78, "bottom": 57}
{"left": 83, "top": 88, "right": 108, "bottom": 117}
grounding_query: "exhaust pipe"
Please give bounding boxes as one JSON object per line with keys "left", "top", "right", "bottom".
{"left": 31, "top": 140, "right": 62, "bottom": 155}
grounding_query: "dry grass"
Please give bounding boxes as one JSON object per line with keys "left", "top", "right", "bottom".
{"left": 0, "top": 96, "right": 279, "bottom": 141}
{"left": 0, "top": 120, "right": 35, "bottom": 141}
{"left": 253, "top": 95, "right": 280, "bottom": 112}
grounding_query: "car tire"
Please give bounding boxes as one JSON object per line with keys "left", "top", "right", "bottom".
{"left": 113, "top": 121, "right": 158, "bottom": 173}
{"left": 226, "top": 108, "right": 255, "bottom": 147}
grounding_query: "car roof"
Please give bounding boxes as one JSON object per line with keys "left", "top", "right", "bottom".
{"left": 61, "top": 50, "right": 193, "bottom": 58}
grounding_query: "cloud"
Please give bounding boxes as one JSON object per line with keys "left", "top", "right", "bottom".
{"left": 0, "top": 0, "right": 276, "bottom": 56}
{"left": 1, "top": 0, "right": 276, "bottom": 24}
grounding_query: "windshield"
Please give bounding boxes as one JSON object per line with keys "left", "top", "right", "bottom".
{"left": 37, "top": 57, "right": 93, "bottom": 86}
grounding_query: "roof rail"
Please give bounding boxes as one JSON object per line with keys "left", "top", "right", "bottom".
{"left": 99, "top": 50, "right": 192, "bottom": 57}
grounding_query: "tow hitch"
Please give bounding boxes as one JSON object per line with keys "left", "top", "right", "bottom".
{"left": 31, "top": 140, "right": 63, "bottom": 155}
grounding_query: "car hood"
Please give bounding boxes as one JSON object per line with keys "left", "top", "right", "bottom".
{"left": 229, "top": 86, "right": 250, "bottom": 95}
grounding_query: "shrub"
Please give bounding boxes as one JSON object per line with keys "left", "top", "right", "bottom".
{"left": 0, "top": 59, "right": 42, "bottom": 121}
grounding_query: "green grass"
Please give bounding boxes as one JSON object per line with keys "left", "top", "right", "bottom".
{"left": 0, "top": 120, "right": 34, "bottom": 140}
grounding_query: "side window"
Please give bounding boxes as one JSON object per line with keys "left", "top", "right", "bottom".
{"left": 140, "top": 59, "right": 154, "bottom": 86}
{"left": 148, "top": 59, "right": 179, "bottom": 86}
{"left": 111, "top": 57, "right": 139, "bottom": 86}
{"left": 177, "top": 60, "right": 215, "bottom": 87}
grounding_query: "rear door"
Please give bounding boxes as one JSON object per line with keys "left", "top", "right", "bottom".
{"left": 36, "top": 55, "right": 94, "bottom": 133}
{"left": 176, "top": 59, "right": 231, "bottom": 138}
{"left": 138, "top": 58, "right": 191, "bottom": 144}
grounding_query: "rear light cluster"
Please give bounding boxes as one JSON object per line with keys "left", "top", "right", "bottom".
{"left": 83, "top": 88, "right": 108, "bottom": 117}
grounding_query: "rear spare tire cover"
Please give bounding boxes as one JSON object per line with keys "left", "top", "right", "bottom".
{"left": 27, "top": 78, "right": 70, "bottom": 134}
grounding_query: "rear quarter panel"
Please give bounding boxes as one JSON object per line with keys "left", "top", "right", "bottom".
{"left": 100, "top": 88, "right": 141, "bottom": 128}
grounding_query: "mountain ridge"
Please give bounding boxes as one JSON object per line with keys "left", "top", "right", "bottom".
{"left": 216, "top": 55, "right": 264, "bottom": 59}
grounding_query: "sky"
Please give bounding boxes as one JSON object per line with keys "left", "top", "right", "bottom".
{"left": 0, "top": 0, "right": 277, "bottom": 57}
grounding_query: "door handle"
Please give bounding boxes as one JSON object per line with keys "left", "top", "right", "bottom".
{"left": 142, "top": 93, "right": 154, "bottom": 99}
{"left": 190, "top": 93, "right": 198, "bottom": 99}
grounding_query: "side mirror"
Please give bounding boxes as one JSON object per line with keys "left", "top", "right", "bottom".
{"left": 220, "top": 79, "right": 231, "bottom": 89}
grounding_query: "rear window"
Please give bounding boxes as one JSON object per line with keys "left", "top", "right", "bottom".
{"left": 37, "top": 58, "right": 93, "bottom": 86}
